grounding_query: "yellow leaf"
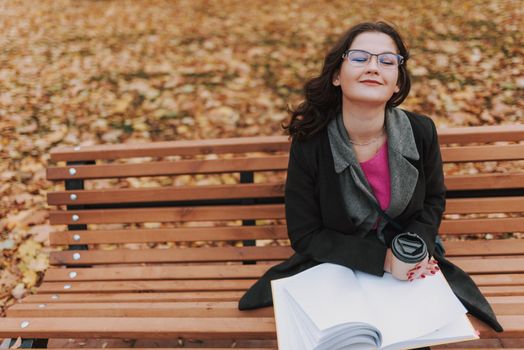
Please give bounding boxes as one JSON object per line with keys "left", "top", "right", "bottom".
{"left": 22, "top": 269, "right": 37, "bottom": 286}
{"left": 28, "top": 253, "right": 48, "bottom": 272}
{"left": 17, "top": 239, "right": 41, "bottom": 258}
{"left": 11, "top": 283, "right": 26, "bottom": 300}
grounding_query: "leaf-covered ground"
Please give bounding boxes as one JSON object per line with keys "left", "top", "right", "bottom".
{"left": 0, "top": 0, "right": 522, "bottom": 317}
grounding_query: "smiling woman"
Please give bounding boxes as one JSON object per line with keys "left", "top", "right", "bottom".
{"left": 334, "top": 32, "right": 402, "bottom": 115}
{"left": 238, "top": 21, "right": 503, "bottom": 342}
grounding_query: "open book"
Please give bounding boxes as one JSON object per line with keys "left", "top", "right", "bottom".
{"left": 271, "top": 263, "right": 478, "bottom": 350}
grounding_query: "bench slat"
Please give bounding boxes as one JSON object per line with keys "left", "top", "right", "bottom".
{"left": 50, "top": 225, "right": 288, "bottom": 245}
{"left": 37, "top": 279, "right": 256, "bottom": 293}
{"left": 43, "top": 264, "right": 277, "bottom": 282}
{"left": 50, "top": 136, "right": 291, "bottom": 162}
{"left": 49, "top": 204, "right": 286, "bottom": 225}
{"left": 440, "top": 218, "right": 524, "bottom": 235}
{"left": 441, "top": 144, "right": 524, "bottom": 162}
{"left": 480, "top": 286, "right": 524, "bottom": 297}
{"left": 444, "top": 240, "right": 524, "bottom": 256}
{"left": 487, "top": 296, "right": 524, "bottom": 304}
{"left": 445, "top": 197, "right": 524, "bottom": 214}
{"left": 450, "top": 257, "right": 524, "bottom": 274}
{"left": 445, "top": 173, "right": 524, "bottom": 191}
{"left": 6, "top": 301, "right": 273, "bottom": 318}
{"left": 22, "top": 291, "right": 245, "bottom": 303}
{"left": 47, "top": 183, "right": 285, "bottom": 205}
{"left": 0, "top": 317, "right": 278, "bottom": 339}
{"left": 49, "top": 246, "right": 292, "bottom": 265}
{"left": 437, "top": 124, "right": 524, "bottom": 144}
{"left": 47, "top": 156, "right": 289, "bottom": 180}
{"left": 473, "top": 274, "right": 524, "bottom": 286}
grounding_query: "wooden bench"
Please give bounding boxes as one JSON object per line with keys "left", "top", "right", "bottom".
{"left": 0, "top": 124, "right": 523, "bottom": 349}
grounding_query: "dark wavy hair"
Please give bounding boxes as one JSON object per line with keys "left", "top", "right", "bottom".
{"left": 283, "top": 21, "right": 411, "bottom": 140}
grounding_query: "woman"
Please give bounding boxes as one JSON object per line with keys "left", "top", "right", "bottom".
{"left": 239, "top": 21, "right": 502, "bottom": 335}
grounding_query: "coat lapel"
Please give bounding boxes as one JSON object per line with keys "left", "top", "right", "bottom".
{"left": 328, "top": 114, "right": 379, "bottom": 233}
{"left": 328, "top": 113, "right": 379, "bottom": 204}
{"left": 383, "top": 107, "right": 420, "bottom": 219}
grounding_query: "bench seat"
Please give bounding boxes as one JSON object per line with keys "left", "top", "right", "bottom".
{"left": 0, "top": 124, "right": 523, "bottom": 348}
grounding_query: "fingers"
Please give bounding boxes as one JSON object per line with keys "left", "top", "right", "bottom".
{"left": 424, "top": 258, "right": 440, "bottom": 275}
{"left": 407, "top": 258, "right": 439, "bottom": 281}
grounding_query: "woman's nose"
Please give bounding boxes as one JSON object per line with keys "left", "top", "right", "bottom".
{"left": 366, "top": 56, "right": 380, "bottom": 71}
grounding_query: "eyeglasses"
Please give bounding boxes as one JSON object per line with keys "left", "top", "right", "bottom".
{"left": 342, "top": 49, "right": 404, "bottom": 70}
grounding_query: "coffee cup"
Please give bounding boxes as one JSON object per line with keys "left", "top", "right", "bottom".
{"left": 390, "top": 232, "right": 428, "bottom": 280}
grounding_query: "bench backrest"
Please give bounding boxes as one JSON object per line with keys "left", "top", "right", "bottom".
{"left": 46, "top": 125, "right": 524, "bottom": 272}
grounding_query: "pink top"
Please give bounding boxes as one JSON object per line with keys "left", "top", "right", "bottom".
{"left": 359, "top": 141, "right": 391, "bottom": 228}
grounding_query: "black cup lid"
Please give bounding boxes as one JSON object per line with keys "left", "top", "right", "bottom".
{"left": 391, "top": 232, "right": 427, "bottom": 264}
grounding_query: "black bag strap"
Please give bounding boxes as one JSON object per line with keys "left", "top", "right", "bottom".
{"left": 369, "top": 198, "right": 403, "bottom": 232}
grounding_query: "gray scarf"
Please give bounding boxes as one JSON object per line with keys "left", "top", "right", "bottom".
{"left": 327, "top": 107, "right": 420, "bottom": 243}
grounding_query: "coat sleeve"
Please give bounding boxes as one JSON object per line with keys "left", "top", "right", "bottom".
{"left": 403, "top": 117, "right": 446, "bottom": 258}
{"left": 285, "top": 137, "right": 387, "bottom": 276}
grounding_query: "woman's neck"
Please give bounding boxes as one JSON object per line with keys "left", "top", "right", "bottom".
{"left": 342, "top": 103, "right": 386, "bottom": 143}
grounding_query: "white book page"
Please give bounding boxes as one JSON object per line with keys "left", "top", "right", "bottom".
{"left": 382, "top": 313, "right": 478, "bottom": 350}
{"left": 283, "top": 263, "right": 378, "bottom": 332}
{"left": 314, "top": 328, "right": 379, "bottom": 350}
{"left": 272, "top": 278, "right": 310, "bottom": 350}
{"left": 355, "top": 270, "right": 468, "bottom": 348}
{"left": 285, "top": 288, "right": 320, "bottom": 347}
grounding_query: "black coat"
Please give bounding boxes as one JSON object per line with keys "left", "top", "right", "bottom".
{"left": 238, "top": 109, "right": 503, "bottom": 333}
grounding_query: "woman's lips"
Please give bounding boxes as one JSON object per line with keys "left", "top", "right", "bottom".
{"left": 360, "top": 80, "right": 382, "bottom": 85}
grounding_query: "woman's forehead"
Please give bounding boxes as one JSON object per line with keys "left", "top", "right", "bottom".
{"left": 348, "top": 32, "right": 398, "bottom": 53}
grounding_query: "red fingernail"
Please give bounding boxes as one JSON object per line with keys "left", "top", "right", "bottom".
{"left": 421, "top": 274, "right": 426, "bottom": 278}
{"left": 416, "top": 266, "right": 421, "bottom": 270}
{"left": 431, "top": 271, "right": 436, "bottom": 274}
{"left": 435, "top": 266, "right": 440, "bottom": 271}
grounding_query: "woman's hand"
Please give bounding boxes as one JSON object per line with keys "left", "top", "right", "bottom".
{"left": 384, "top": 248, "right": 408, "bottom": 280}
{"left": 384, "top": 248, "right": 440, "bottom": 281}
{"left": 383, "top": 248, "right": 393, "bottom": 273}
{"left": 407, "top": 256, "right": 440, "bottom": 282}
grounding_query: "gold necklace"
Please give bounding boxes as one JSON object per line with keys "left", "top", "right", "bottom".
{"left": 348, "top": 126, "right": 385, "bottom": 146}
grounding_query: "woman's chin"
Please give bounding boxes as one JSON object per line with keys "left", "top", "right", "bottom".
{"left": 344, "top": 95, "right": 392, "bottom": 107}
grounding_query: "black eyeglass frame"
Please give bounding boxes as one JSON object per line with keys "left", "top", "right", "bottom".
{"left": 342, "top": 49, "right": 405, "bottom": 68}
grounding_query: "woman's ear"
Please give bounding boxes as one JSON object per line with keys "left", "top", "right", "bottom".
{"left": 394, "top": 85, "right": 400, "bottom": 93}
{"left": 332, "top": 72, "right": 341, "bottom": 86}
